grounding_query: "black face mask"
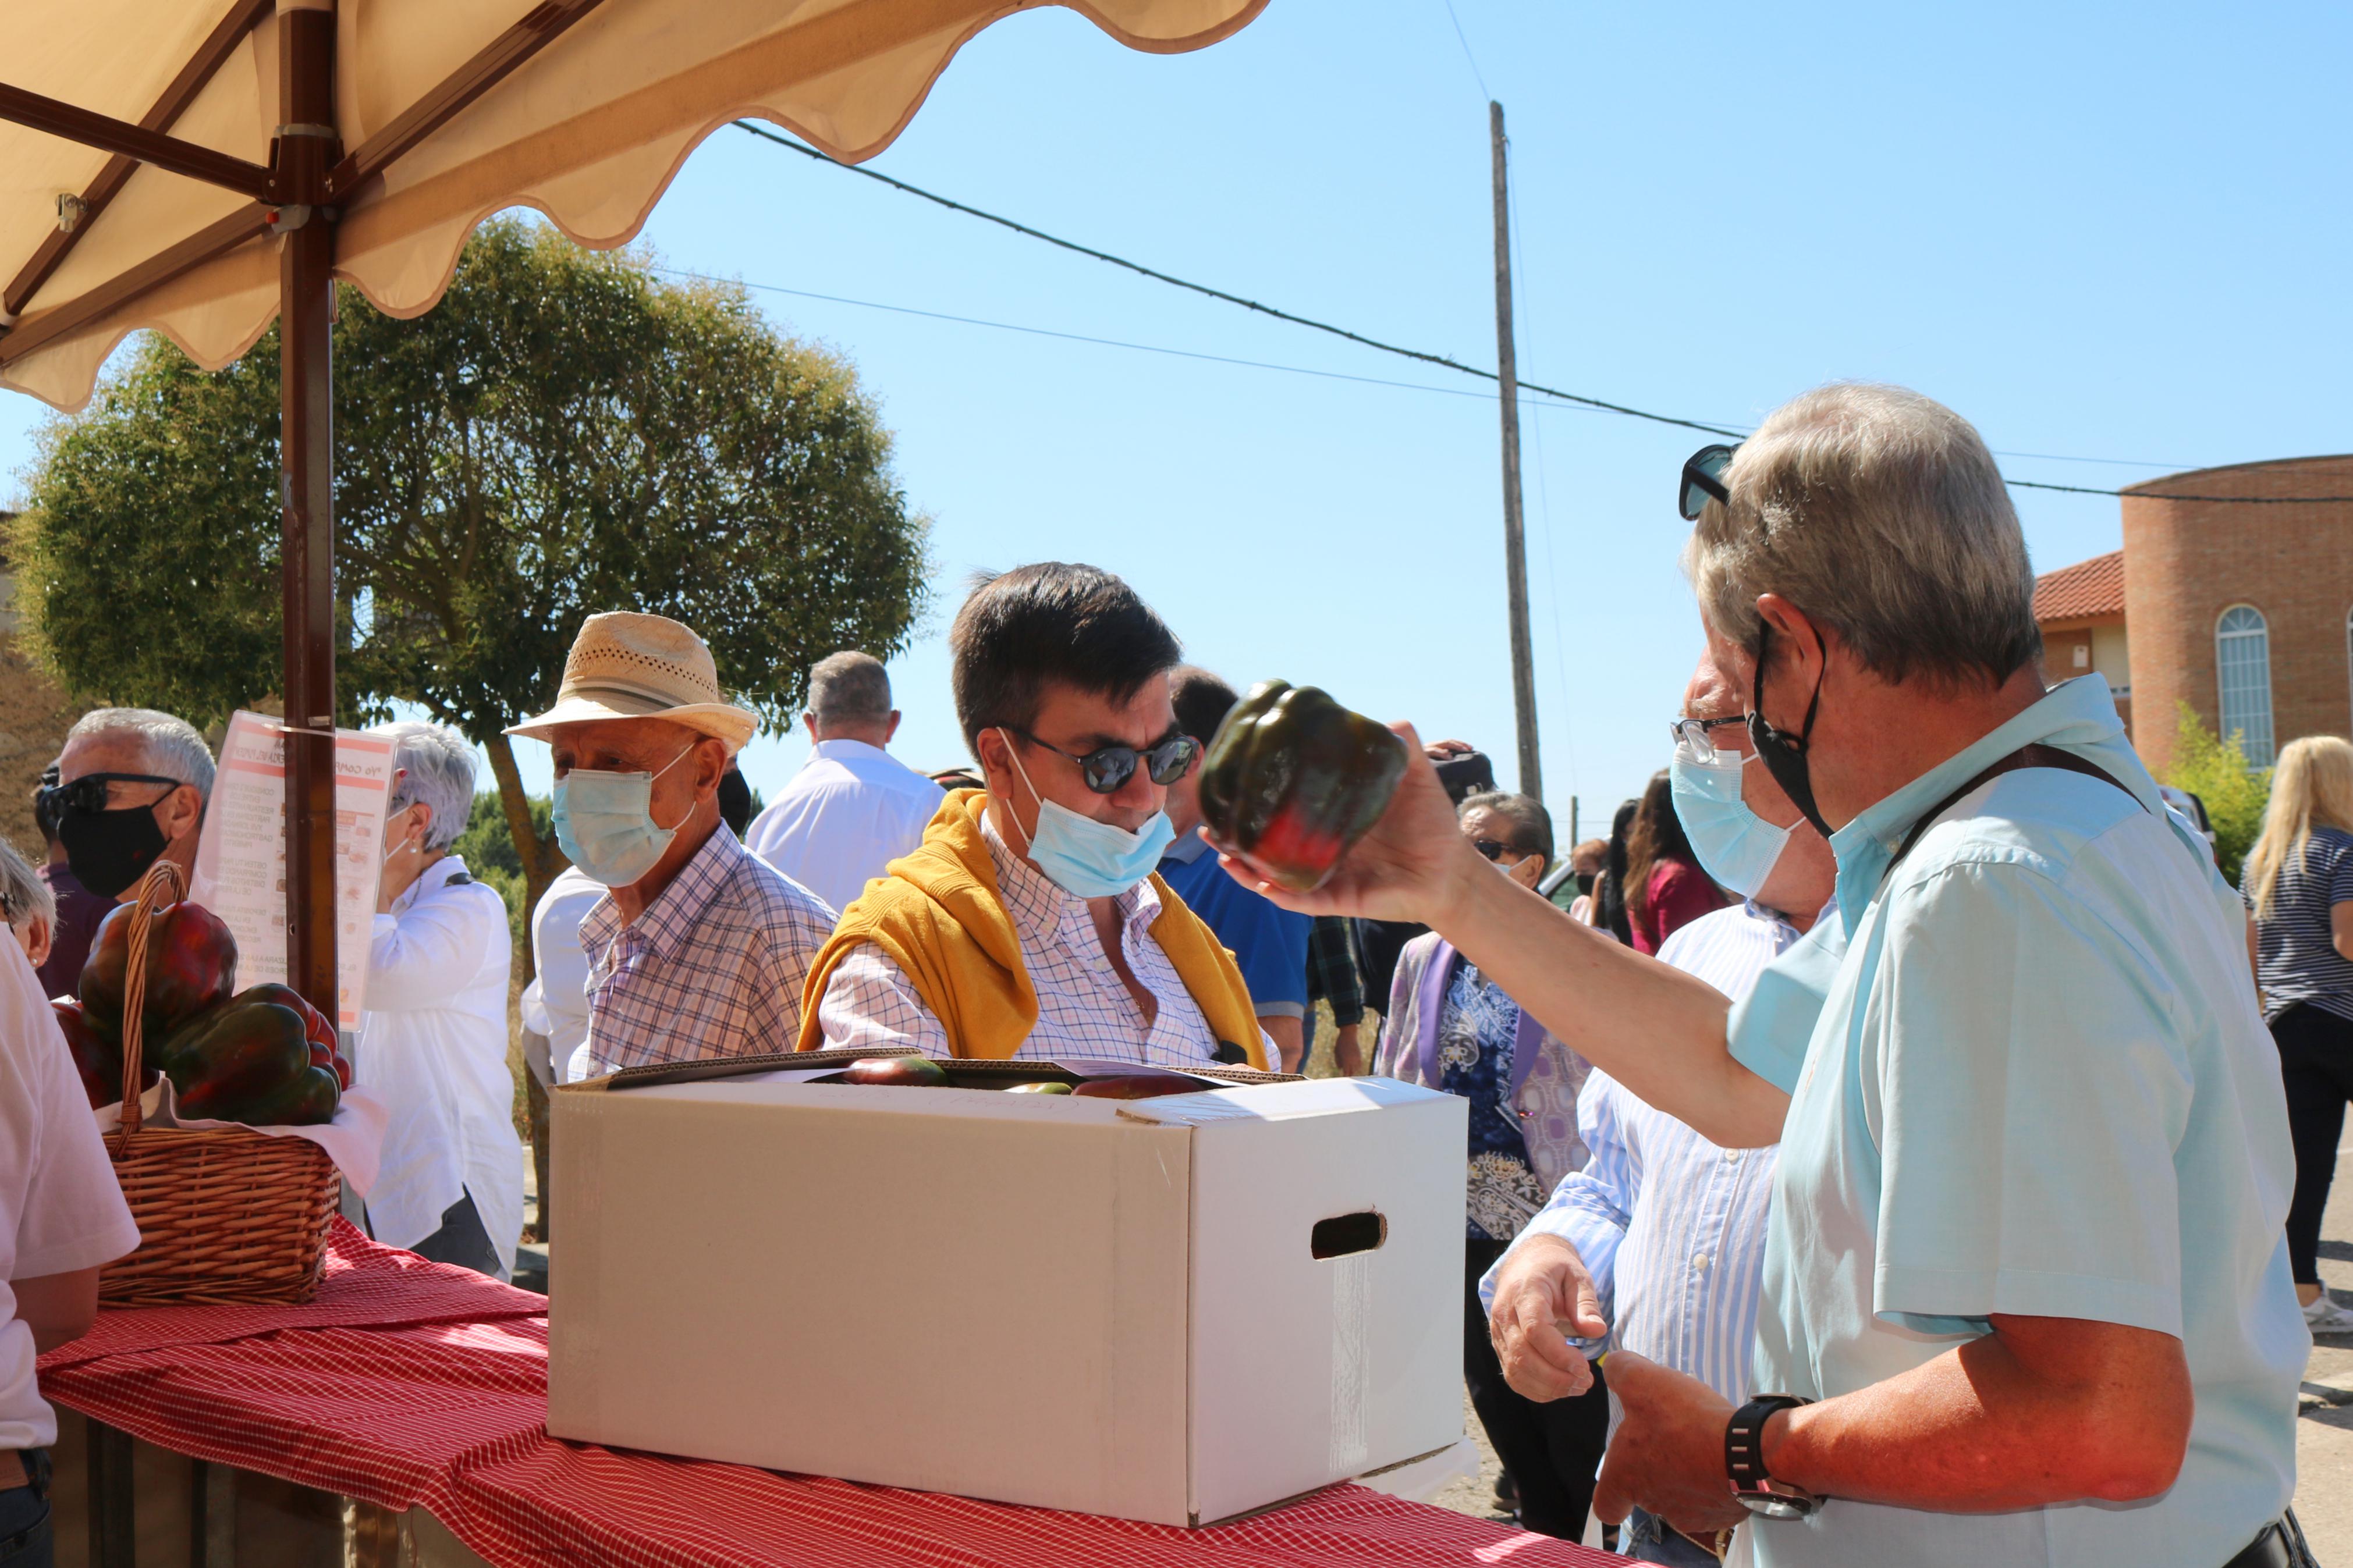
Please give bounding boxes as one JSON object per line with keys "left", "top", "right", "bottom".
{"left": 1745, "top": 623, "right": 1836, "bottom": 840}
{"left": 59, "top": 806, "right": 171, "bottom": 900}
{"left": 1574, "top": 872, "right": 1596, "bottom": 897}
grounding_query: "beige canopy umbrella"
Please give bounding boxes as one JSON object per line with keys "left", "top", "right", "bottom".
{"left": 0, "top": 0, "right": 1262, "bottom": 1010}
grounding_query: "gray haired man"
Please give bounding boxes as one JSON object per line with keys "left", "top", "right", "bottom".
{"left": 1238, "top": 384, "right": 2306, "bottom": 1568}
{"left": 744, "top": 650, "right": 944, "bottom": 914}
{"left": 47, "top": 707, "right": 215, "bottom": 902}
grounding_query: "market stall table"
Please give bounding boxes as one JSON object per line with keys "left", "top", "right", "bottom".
{"left": 41, "top": 1222, "right": 1616, "bottom": 1568}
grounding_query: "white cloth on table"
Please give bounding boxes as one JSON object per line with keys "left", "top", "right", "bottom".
{"left": 0, "top": 938, "right": 140, "bottom": 1448}
{"left": 744, "top": 739, "right": 943, "bottom": 915}
{"left": 520, "top": 865, "right": 604, "bottom": 1086}
{"left": 357, "top": 855, "right": 526, "bottom": 1277}
{"left": 816, "top": 806, "right": 1269, "bottom": 1068}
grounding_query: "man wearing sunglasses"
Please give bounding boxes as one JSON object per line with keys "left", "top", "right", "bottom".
{"left": 1234, "top": 385, "right": 2305, "bottom": 1568}
{"left": 803, "top": 564, "right": 1268, "bottom": 1069}
{"left": 47, "top": 707, "right": 215, "bottom": 909}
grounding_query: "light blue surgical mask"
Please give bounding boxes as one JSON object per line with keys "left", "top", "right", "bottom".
{"left": 1669, "top": 740, "right": 1793, "bottom": 900}
{"left": 998, "top": 730, "right": 1175, "bottom": 899}
{"left": 553, "top": 745, "right": 695, "bottom": 887}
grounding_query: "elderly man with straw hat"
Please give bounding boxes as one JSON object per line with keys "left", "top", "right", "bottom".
{"left": 509, "top": 613, "right": 837, "bottom": 1080}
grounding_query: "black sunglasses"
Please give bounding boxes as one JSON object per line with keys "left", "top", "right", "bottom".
{"left": 1013, "top": 728, "right": 1199, "bottom": 795}
{"left": 1678, "top": 442, "right": 1740, "bottom": 521}
{"left": 1471, "top": 838, "right": 1519, "bottom": 863}
{"left": 37, "top": 772, "right": 183, "bottom": 817}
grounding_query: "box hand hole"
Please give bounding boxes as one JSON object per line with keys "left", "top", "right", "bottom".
{"left": 1310, "top": 1211, "right": 1386, "bottom": 1259}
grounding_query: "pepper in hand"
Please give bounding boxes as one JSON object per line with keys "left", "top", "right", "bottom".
{"left": 1195, "top": 681, "right": 1409, "bottom": 893}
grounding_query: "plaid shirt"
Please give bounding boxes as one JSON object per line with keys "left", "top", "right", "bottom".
{"left": 815, "top": 808, "right": 1265, "bottom": 1067}
{"left": 577, "top": 826, "right": 838, "bottom": 1079}
{"left": 1305, "top": 916, "right": 1366, "bottom": 1026}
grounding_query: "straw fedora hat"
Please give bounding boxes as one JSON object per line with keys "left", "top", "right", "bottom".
{"left": 506, "top": 611, "right": 761, "bottom": 752}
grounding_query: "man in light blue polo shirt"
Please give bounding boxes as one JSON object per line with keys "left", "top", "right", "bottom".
{"left": 1237, "top": 383, "right": 2306, "bottom": 1568}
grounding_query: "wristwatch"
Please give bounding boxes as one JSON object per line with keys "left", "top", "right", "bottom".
{"left": 1726, "top": 1395, "right": 1821, "bottom": 1519}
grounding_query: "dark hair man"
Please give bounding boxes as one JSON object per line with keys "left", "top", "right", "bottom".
{"left": 1236, "top": 385, "right": 2304, "bottom": 1568}
{"left": 800, "top": 564, "right": 1267, "bottom": 1069}
{"left": 1156, "top": 668, "right": 1313, "bottom": 1071}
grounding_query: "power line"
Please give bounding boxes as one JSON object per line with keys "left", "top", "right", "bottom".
{"left": 725, "top": 121, "right": 2353, "bottom": 505}
{"left": 730, "top": 121, "right": 1742, "bottom": 439}
{"left": 1439, "top": 0, "right": 1492, "bottom": 101}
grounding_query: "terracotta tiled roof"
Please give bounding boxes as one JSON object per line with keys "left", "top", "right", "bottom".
{"left": 2032, "top": 549, "right": 2124, "bottom": 623}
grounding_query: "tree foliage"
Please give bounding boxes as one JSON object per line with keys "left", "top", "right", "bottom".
{"left": 11, "top": 218, "right": 929, "bottom": 940}
{"left": 2161, "top": 699, "right": 2270, "bottom": 886}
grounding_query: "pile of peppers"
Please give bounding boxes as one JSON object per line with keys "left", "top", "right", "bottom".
{"left": 65, "top": 900, "right": 347, "bottom": 1126}
{"left": 1195, "top": 680, "right": 1408, "bottom": 893}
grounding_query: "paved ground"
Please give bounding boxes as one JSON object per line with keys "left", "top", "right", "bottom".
{"left": 1425, "top": 1137, "right": 2353, "bottom": 1556}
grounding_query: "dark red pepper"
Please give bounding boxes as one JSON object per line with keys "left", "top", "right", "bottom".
{"left": 1195, "top": 681, "right": 1408, "bottom": 893}
{"left": 78, "top": 899, "right": 237, "bottom": 1046}
{"left": 156, "top": 990, "right": 340, "bottom": 1126}
{"left": 239, "top": 983, "right": 352, "bottom": 1090}
{"left": 52, "top": 998, "right": 154, "bottom": 1110}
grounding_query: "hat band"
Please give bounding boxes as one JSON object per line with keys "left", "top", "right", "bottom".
{"left": 562, "top": 677, "right": 723, "bottom": 712}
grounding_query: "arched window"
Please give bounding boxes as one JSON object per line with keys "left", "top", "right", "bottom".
{"left": 2215, "top": 605, "right": 2274, "bottom": 766}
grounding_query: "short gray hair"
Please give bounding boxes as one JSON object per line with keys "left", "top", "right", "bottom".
{"left": 377, "top": 721, "right": 478, "bottom": 852}
{"left": 807, "top": 651, "right": 892, "bottom": 725}
{"left": 1683, "top": 383, "right": 2040, "bottom": 687}
{"left": 0, "top": 838, "right": 53, "bottom": 937}
{"left": 1460, "top": 790, "right": 1555, "bottom": 871}
{"left": 66, "top": 707, "right": 217, "bottom": 803}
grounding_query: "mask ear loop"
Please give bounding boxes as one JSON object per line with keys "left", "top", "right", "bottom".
{"left": 992, "top": 729, "right": 1043, "bottom": 857}
{"left": 645, "top": 741, "right": 705, "bottom": 834}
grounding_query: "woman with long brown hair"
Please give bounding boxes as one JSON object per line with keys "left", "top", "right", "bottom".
{"left": 2241, "top": 734, "right": 2353, "bottom": 1335}
{"left": 1621, "top": 768, "right": 1723, "bottom": 956}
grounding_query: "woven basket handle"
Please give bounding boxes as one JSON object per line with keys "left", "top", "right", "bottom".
{"left": 113, "top": 858, "right": 189, "bottom": 1154}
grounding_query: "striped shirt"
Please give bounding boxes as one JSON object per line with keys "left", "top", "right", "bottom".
{"left": 1480, "top": 899, "right": 1800, "bottom": 1404}
{"left": 815, "top": 807, "right": 1269, "bottom": 1067}
{"left": 2244, "top": 825, "right": 2353, "bottom": 1023}
{"left": 577, "top": 826, "right": 839, "bottom": 1078}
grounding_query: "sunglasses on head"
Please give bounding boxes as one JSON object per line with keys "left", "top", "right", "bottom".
{"left": 37, "top": 773, "right": 182, "bottom": 817}
{"left": 1013, "top": 728, "right": 1199, "bottom": 795}
{"left": 1678, "top": 442, "right": 1740, "bottom": 521}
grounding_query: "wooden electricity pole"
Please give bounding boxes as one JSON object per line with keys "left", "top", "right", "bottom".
{"left": 1489, "top": 100, "right": 1541, "bottom": 801}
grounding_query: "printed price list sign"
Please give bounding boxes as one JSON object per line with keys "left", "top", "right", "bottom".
{"left": 191, "top": 712, "right": 395, "bottom": 1029}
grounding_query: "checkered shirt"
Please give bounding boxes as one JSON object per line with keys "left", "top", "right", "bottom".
{"left": 577, "top": 826, "right": 838, "bottom": 1078}
{"left": 817, "top": 808, "right": 1264, "bottom": 1067}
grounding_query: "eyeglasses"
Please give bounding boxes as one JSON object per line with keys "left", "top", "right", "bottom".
{"left": 1678, "top": 442, "right": 1740, "bottom": 521}
{"left": 1670, "top": 714, "right": 1747, "bottom": 766}
{"left": 1012, "top": 728, "right": 1199, "bottom": 795}
{"left": 1470, "top": 838, "right": 1518, "bottom": 863}
{"left": 37, "top": 772, "right": 182, "bottom": 817}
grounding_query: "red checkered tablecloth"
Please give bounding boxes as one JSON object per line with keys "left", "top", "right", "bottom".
{"left": 41, "top": 1222, "right": 1616, "bottom": 1567}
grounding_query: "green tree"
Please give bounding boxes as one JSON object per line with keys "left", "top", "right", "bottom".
{"left": 11, "top": 217, "right": 929, "bottom": 957}
{"left": 2160, "top": 700, "right": 2271, "bottom": 885}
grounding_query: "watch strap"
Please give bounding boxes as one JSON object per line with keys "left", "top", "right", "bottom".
{"left": 1726, "top": 1393, "right": 1808, "bottom": 1496}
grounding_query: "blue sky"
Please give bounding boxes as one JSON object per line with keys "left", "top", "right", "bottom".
{"left": 6, "top": 1, "right": 2349, "bottom": 836}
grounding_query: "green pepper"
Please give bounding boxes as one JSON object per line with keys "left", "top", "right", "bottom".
{"left": 1195, "top": 681, "right": 1408, "bottom": 893}
{"left": 157, "top": 988, "right": 340, "bottom": 1126}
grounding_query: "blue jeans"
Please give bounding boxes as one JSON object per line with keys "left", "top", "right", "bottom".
{"left": 0, "top": 1449, "right": 53, "bottom": 1568}
{"left": 1621, "top": 1506, "right": 1725, "bottom": 1565}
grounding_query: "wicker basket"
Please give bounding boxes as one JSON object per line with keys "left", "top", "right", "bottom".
{"left": 97, "top": 861, "right": 342, "bottom": 1307}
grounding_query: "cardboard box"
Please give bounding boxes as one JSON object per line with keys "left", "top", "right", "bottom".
{"left": 547, "top": 1062, "right": 1467, "bottom": 1526}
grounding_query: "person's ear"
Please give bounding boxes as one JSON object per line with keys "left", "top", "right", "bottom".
{"left": 159, "top": 783, "right": 203, "bottom": 841}
{"left": 885, "top": 710, "right": 903, "bottom": 744}
{"left": 1752, "top": 594, "right": 1827, "bottom": 685}
{"left": 1511, "top": 854, "right": 1546, "bottom": 890}
{"left": 408, "top": 802, "right": 433, "bottom": 851}
{"left": 695, "top": 738, "right": 728, "bottom": 797}
{"left": 803, "top": 712, "right": 821, "bottom": 744}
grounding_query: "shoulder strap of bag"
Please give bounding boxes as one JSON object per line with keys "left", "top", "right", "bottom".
{"left": 1889, "top": 743, "right": 2139, "bottom": 872}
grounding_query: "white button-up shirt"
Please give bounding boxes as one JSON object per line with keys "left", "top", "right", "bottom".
{"left": 520, "top": 865, "right": 604, "bottom": 1085}
{"left": 744, "top": 739, "right": 945, "bottom": 915}
{"left": 816, "top": 808, "right": 1267, "bottom": 1066}
{"left": 358, "top": 855, "right": 526, "bottom": 1276}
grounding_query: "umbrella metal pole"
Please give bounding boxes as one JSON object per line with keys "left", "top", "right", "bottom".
{"left": 278, "top": 0, "right": 339, "bottom": 1016}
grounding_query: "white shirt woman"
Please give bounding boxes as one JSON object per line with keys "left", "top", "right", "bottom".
{"left": 359, "top": 723, "right": 525, "bottom": 1279}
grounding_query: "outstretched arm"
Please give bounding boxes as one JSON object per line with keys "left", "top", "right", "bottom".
{"left": 1226, "top": 726, "right": 1788, "bottom": 1147}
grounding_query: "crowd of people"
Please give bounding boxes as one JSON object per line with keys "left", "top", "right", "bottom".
{"left": 0, "top": 380, "right": 2343, "bottom": 1566}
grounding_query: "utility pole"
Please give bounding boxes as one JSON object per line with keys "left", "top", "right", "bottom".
{"left": 1489, "top": 100, "right": 1541, "bottom": 802}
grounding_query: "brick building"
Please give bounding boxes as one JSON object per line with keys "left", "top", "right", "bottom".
{"left": 2032, "top": 454, "right": 2353, "bottom": 776}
